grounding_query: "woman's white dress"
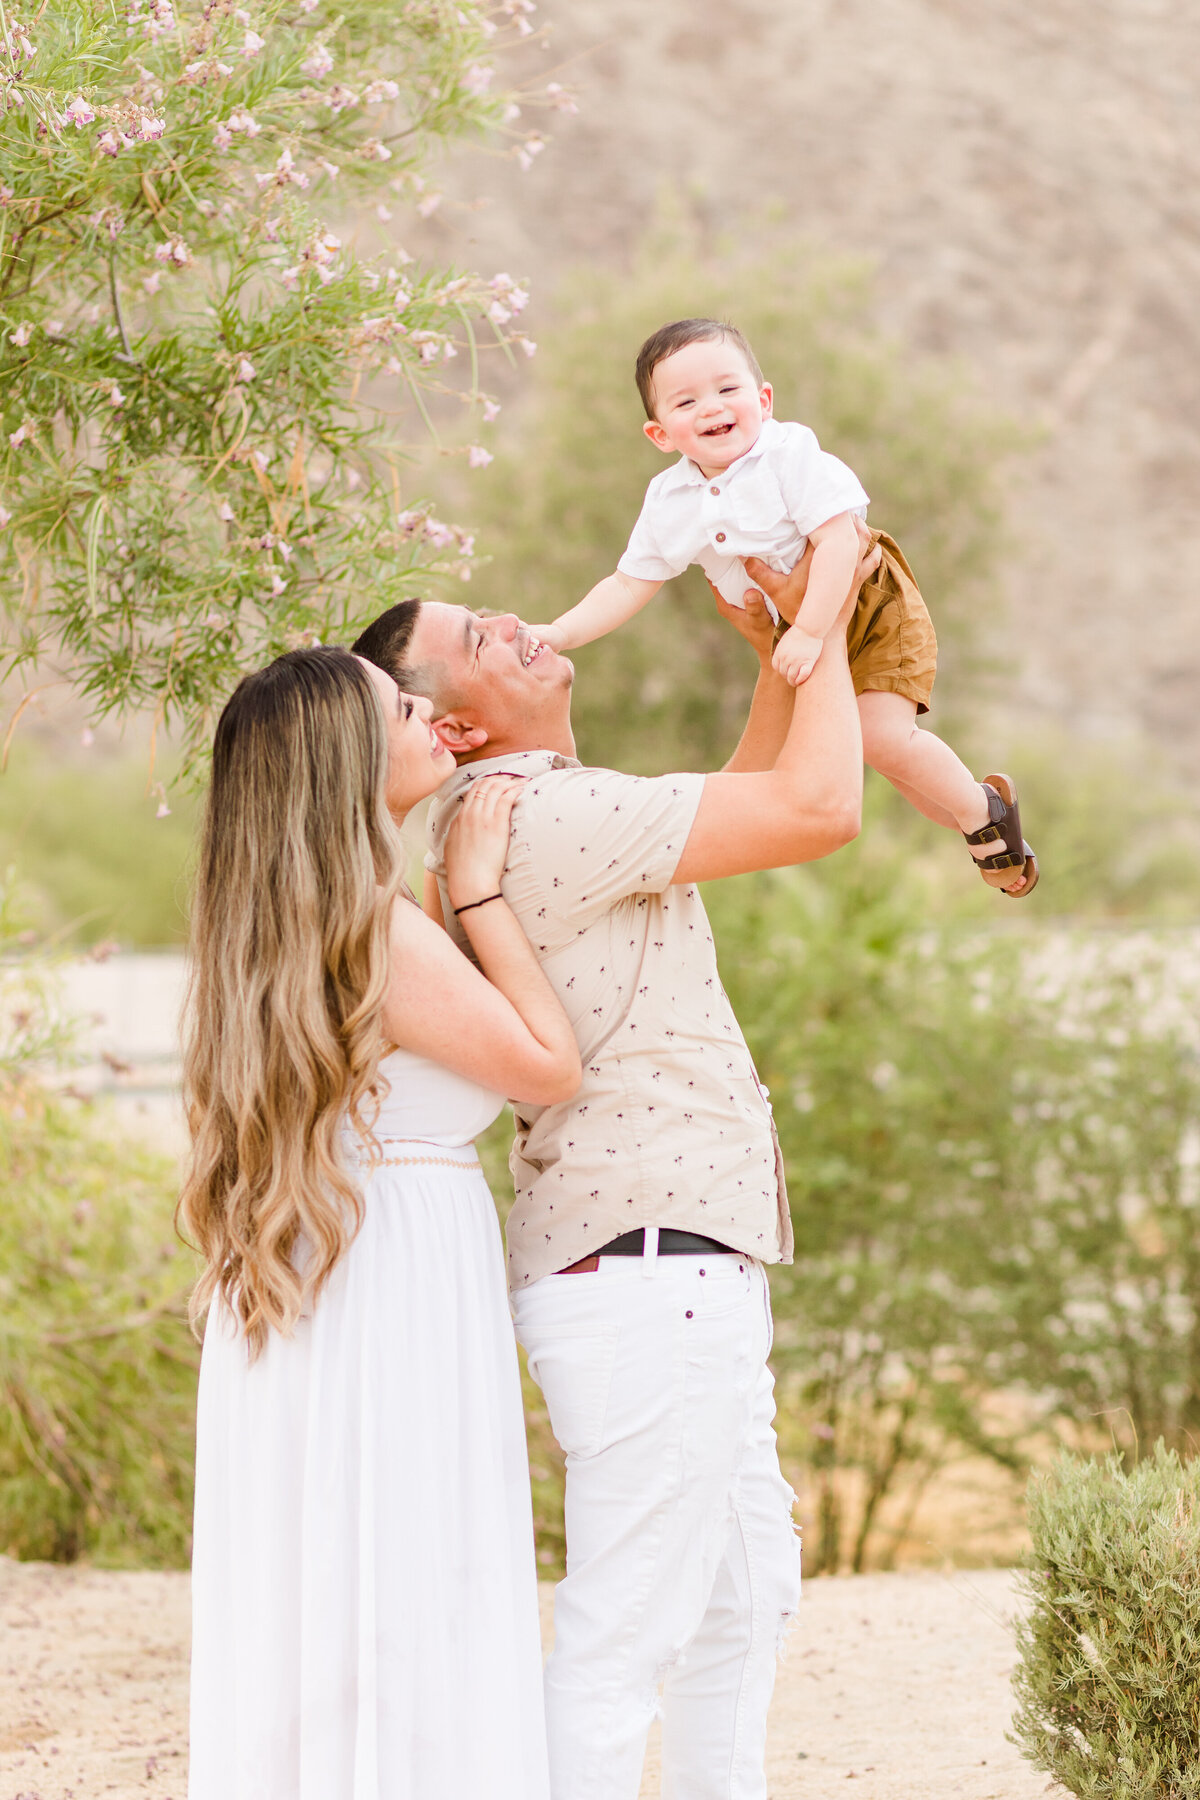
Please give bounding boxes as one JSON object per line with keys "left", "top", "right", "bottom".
{"left": 188, "top": 1050, "right": 551, "bottom": 1800}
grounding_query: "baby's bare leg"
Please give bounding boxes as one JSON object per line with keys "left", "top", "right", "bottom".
{"left": 857, "top": 690, "right": 1031, "bottom": 894}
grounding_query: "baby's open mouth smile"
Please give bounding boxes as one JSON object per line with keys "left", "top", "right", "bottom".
{"left": 701, "top": 422, "right": 735, "bottom": 437}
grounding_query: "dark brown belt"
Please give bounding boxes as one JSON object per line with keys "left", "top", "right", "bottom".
{"left": 559, "top": 1227, "right": 739, "bottom": 1275}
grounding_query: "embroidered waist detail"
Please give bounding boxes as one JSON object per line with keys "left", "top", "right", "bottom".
{"left": 345, "top": 1135, "right": 480, "bottom": 1171}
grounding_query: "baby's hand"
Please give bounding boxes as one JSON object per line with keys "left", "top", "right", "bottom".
{"left": 528, "top": 622, "right": 567, "bottom": 653}
{"left": 772, "top": 625, "right": 824, "bottom": 688}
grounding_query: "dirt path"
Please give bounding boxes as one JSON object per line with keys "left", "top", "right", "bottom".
{"left": 1, "top": 1557, "right": 1056, "bottom": 1799}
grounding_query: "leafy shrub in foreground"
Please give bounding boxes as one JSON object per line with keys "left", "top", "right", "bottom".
{"left": 0, "top": 1086, "right": 198, "bottom": 1565}
{"left": 1011, "top": 1445, "right": 1200, "bottom": 1797}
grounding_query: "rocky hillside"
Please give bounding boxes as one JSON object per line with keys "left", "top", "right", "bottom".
{"left": 426, "top": 0, "right": 1200, "bottom": 773}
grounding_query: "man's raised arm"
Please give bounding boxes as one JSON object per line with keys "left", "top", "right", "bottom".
{"left": 672, "top": 569, "right": 867, "bottom": 884}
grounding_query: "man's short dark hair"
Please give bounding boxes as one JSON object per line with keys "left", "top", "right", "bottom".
{"left": 352, "top": 598, "right": 425, "bottom": 693}
{"left": 634, "top": 318, "right": 764, "bottom": 420}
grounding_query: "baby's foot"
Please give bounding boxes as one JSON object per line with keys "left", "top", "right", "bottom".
{"left": 962, "top": 777, "right": 1038, "bottom": 897}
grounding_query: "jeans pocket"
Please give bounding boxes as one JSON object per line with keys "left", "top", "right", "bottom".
{"left": 516, "top": 1318, "right": 621, "bottom": 1460}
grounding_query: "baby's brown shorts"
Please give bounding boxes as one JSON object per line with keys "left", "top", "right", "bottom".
{"left": 774, "top": 529, "right": 938, "bottom": 714}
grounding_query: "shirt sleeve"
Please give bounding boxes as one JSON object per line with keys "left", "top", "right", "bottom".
{"left": 512, "top": 766, "right": 705, "bottom": 932}
{"left": 616, "top": 481, "right": 688, "bottom": 584}
{"left": 773, "top": 423, "right": 870, "bottom": 536}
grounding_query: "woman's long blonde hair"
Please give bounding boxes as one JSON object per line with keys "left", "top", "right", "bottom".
{"left": 178, "top": 647, "right": 405, "bottom": 1359}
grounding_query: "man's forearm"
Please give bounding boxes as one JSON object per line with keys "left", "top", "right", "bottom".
{"left": 722, "top": 660, "right": 795, "bottom": 773}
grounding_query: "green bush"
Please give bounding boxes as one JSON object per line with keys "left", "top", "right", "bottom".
{"left": 1012, "top": 1445, "right": 1200, "bottom": 1797}
{"left": 0, "top": 1085, "right": 198, "bottom": 1564}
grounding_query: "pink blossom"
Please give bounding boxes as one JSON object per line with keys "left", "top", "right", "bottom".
{"left": 46, "top": 320, "right": 63, "bottom": 334}
{"left": 416, "top": 191, "right": 442, "bottom": 219}
{"left": 228, "top": 106, "right": 260, "bottom": 136}
{"left": 302, "top": 43, "right": 333, "bottom": 78}
{"left": 502, "top": 103, "right": 521, "bottom": 123}
{"left": 298, "top": 0, "right": 319, "bottom": 11}
{"left": 136, "top": 111, "right": 166, "bottom": 140}
{"left": 156, "top": 800, "right": 171, "bottom": 818}
{"left": 397, "top": 509, "right": 423, "bottom": 536}
{"left": 213, "top": 121, "right": 234, "bottom": 150}
{"left": 376, "top": 202, "right": 392, "bottom": 221}
{"left": 234, "top": 356, "right": 256, "bottom": 382}
{"left": 482, "top": 398, "right": 501, "bottom": 423}
{"left": 487, "top": 300, "right": 511, "bottom": 326}
{"left": 455, "top": 530, "right": 476, "bottom": 557}
{"left": 109, "top": 384, "right": 126, "bottom": 407}
{"left": 516, "top": 134, "right": 545, "bottom": 173}
{"left": 142, "top": 270, "right": 163, "bottom": 294}
{"left": 364, "top": 78, "right": 400, "bottom": 103}
{"left": 317, "top": 158, "right": 339, "bottom": 180}
{"left": 0, "top": 505, "right": 11, "bottom": 529}
{"left": 325, "top": 83, "right": 359, "bottom": 112}
{"left": 467, "top": 445, "right": 492, "bottom": 469}
{"left": 461, "top": 62, "right": 494, "bottom": 96}
{"left": 263, "top": 215, "right": 283, "bottom": 241}
{"left": 280, "top": 266, "right": 302, "bottom": 288}
{"left": 252, "top": 449, "right": 270, "bottom": 471}
{"left": 81, "top": 727, "right": 96, "bottom": 748}
{"left": 98, "top": 128, "right": 122, "bottom": 155}
{"left": 360, "top": 138, "right": 391, "bottom": 162}
{"left": 64, "top": 94, "right": 96, "bottom": 128}
{"left": 8, "top": 422, "right": 32, "bottom": 448}
{"left": 423, "top": 520, "right": 455, "bottom": 549}
{"left": 218, "top": 499, "right": 235, "bottom": 521}
{"left": 242, "top": 28, "right": 266, "bottom": 56}
{"left": 278, "top": 541, "right": 293, "bottom": 562}
{"left": 545, "top": 82, "right": 578, "bottom": 115}
{"left": 11, "top": 322, "right": 31, "bottom": 347}
{"left": 268, "top": 572, "right": 288, "bottom": 597}
{"left": 514, "top": 334, "right": 537, "bottom": 358}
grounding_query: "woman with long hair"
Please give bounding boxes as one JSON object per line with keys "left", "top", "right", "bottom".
{"left": 181, "top": 646, "right": 580, "bottom": 1800}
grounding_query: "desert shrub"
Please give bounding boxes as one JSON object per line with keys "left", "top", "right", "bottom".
{"left": 1011, "top": 1445, "right": 1200, "bottom": 1797}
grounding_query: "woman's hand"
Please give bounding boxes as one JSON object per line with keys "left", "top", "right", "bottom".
{"left": 443, "top": 774, "right": 526, "bottom": 913}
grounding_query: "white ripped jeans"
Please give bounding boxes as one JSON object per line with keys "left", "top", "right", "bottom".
{"left": 512, "top": 1236, "right": 801, "bottom": 1800}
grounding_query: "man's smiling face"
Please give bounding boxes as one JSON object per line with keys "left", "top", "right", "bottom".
{"left": 408, "top": 601, "right": 576, "bottom": 761}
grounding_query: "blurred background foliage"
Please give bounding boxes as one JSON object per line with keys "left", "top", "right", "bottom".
{"left": 4, "top": 219, "right": 1200, "bottom": 1576}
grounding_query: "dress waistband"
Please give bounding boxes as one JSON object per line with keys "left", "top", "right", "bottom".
{"left": 345, "top": 1135, "right": 480, "bottom": 1172}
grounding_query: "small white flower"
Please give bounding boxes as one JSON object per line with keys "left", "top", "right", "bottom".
{"left": 502, "top": 102, "right": 521, "bottom": 123}
{"left": 514, "top": 334, "right": 537, "bottom": 358}
{"left": 317, "top": 157, "right": 339, "bottom": 179}
{"left": 80, "top": 726, "right": 95, "bottom": 747}
{"left": 461, "top": 62, "right": 494, "bottom": 96}
{"left": 278, "top": 540, "right": 293, "bottom": 562}
{"left": 233, "top": 7, "right": 251, "bottom": 22}
{"left": 218, "top": 500, "right": 236, "bottom": 522}
{"left": 397, "top": 508, "right": 423, "bottom": 535}
{"left": 234, "top": 356, "right": 256, "bottom": 383}
{"left": 213, "top": 121, "right": 234, "bottom": 150}
{"left": 229, "top": 106, "right": 260, "bottom": 137}
{"left": 242, "top": 28, "right": 266, "bottom": 56}
{"left": 64, "top": 94, "right": 96, "bottom": 128}
{"left": 302, "top": 42, "right": 334, "bottom": 78}
{"left": 11, "top": 322, "right": 31, "bottom": 347}
{"left": 545, "top": 81, "right": 578, "bottom": 114}
{"left": 268, "top": 572, "right": 288, "bottom": 597}
{"left": 252, "top": 449, "right": 270, "bottom": 471}
{"left": 376, "top": 202, "right": 392, "bottom": 221}
{"left": 360, "top": 138, "right": 391, "bottom": 162}
{"left": 109, "top": 384, "right": 126, "bottom": 407}
{"left": 299, "top": 0, "right": 318, "bottom": 10}
{"left": 424, "top": 520, "right": 455, "bottom": 549}
{"left": 482, "top": 398, "right": 500, "bottom": 423}
{"left": 516, "top": 133, "right": 545, "bottom": 172}
{"left": 442, "top": 340, "right": 457, "bottom": 361}
{"left": 326, "top": 84, "right": 359, "bottom": 113}
{"left": 364, "top": 78, "right": 400, "bottom": 103}
{"left": 9, "top": 422, "right": 31, "bottom": 448}
{"left": 467, "top": 444, "right": 493, "bottom": 469}
{"left": 156, "top": 800, "right": 171, "bottom": 819}
{"left": 142, "top": 270, "right": 163, "bottom": 295}
{"left": 263, "top": 215, "right": 283, "bottom": 242}
{"left": 47, "top": 319, "right": 64, "bottom": 334}
{"left": 280, "top": 266, "right": 302, "bottom": 289}
{"left": 416, "top": 191, "right": 442, "bottom": 218}
{"left": 0, "top": 505, "right": 11, "bottom": 529}
{"left": 487, "top": 300, "right": 511, "bottom": 326}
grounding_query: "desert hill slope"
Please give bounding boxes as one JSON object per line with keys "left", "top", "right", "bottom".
{"left": 429, "top": 0, "right": 1200, "bottom": 772}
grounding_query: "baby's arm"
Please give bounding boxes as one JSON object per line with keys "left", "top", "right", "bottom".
{"left": 772, "top": 511, "right": 861, "bottom": 687}
{"left": 535, "top": 571, "right": 661, "bottom": 653}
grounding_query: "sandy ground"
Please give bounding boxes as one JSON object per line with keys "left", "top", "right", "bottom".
{"left": 0, "top": 1557, "right": 1056, "bottom": 1800}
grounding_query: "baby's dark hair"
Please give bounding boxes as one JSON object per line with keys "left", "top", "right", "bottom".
{"left": 635, "top": 318, "right": 764, "bottom": 419}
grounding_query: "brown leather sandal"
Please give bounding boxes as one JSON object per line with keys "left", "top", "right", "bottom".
{"left": 963, "top": 773, "right": 1040, "bottom": 898}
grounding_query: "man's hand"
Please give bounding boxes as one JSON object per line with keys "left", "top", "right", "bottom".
{"left": 703, "top": 579, "right": 778, "bottom": 665}
{"left": 772, "top": 624, "right": 825, "bottom": 687}
{"left": 741, "top": 520, "right": 880, "bottom": 633}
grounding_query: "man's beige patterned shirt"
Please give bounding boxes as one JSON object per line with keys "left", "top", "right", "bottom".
{"left": 426, "top": 751, "right": 792, "bottom": 1290}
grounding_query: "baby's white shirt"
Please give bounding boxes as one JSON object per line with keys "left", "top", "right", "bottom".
{"left": 617, "top": 416, "right": 869, "bottom": 610}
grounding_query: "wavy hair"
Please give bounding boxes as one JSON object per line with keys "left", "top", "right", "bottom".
{"left": 178, "top": 647, "right": 405, "bottom": 1359}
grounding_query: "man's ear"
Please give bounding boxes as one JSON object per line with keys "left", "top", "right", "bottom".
{"left": 643, "top": 418, "right": 674, "bottom": 454}
{"left": 434, "top": 712, "right": 490, "bottom": 755}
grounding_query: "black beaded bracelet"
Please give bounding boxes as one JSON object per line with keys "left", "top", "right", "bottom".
{"left": 452, "top": 892, "right": 504, "bottom": 917}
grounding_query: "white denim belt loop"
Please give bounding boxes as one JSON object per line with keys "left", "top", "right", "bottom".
{"left": 642, "top": 1224, "right": 660, "bottom": 1276}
